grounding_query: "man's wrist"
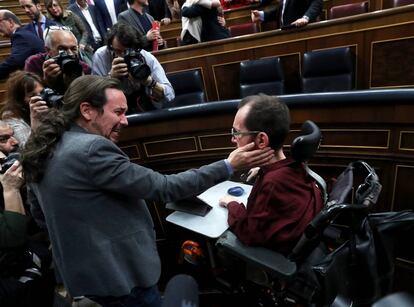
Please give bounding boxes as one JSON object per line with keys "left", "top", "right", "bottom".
{"left": 303, "top": 15, "right": 309, "bottom": 21}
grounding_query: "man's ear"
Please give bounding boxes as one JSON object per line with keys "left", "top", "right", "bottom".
{"left": 255, "top": 132, "right": 270, "bottom": 149}
{"left": 79, "top": 102, "right": 95, "bottom": 121}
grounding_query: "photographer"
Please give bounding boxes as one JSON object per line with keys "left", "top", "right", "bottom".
{"left": 92, "top": 23, "right": 174, "bottom": 112}
{"left": 24, "top": 26, "right": 91, "bottom": 95}
{"left": 1, "top": 71, "right": 50, "bottom": 146}
{"left": 0, "top": 122, "right": 54, "bottom": 307}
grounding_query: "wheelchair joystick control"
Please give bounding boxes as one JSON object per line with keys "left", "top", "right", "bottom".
{"left": 227, "top": 186, "right": 245, "bottom": 197}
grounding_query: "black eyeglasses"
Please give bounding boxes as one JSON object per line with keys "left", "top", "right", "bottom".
{"left": 231, "top": 128, "right": 260, "bottom": 138}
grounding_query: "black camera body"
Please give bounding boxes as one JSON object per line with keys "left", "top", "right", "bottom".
{"left": 123, "top": 49, "right": 151, "bottom": 81}
{"left": 39, "top": 87, "right": 64, "bottom": 108}
{"left": 52, "top": 50, "right": 83, "bottom": 78}
{"left": 0, "top": 152, "right": 21, "bottom": 174}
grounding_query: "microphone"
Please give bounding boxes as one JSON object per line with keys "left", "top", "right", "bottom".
{"left": 162, "top": 274, "right": 199, "bottom": 307}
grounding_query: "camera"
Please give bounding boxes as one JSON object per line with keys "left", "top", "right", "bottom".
{"left": 0, "top": 152, "right": 20, "bottom": 174}
{"left": 51, "top": 50, "right": 83, "bottom": 78}
{"left": 39, "top": 87, "right": 64, "bottom": 108}
{"left": 123, "top": 49, "right": 151, "bottom": 80}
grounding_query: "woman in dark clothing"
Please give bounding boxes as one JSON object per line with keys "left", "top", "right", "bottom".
{"left": 181, "top": 2, "right": 229, "bottom": 42}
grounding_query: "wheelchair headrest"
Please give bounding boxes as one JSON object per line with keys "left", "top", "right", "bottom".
{"left": 291, "top": 120, "right": 321, "bottom": 163}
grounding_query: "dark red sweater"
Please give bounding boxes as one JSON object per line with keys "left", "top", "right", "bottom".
{"left": 227, "top": 158, "right": 323, "bottom": 254}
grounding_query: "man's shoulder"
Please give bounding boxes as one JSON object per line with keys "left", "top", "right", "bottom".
{"left": 13, "top": 28, "right": 43, "bottom": 46}
{"left": 95, "top": 45, "right": 109, "bottom": 56}
{"left": 63, "top": 128, "right": 116, "bottom": 152}
{"left": 45, "top": 17, "right": 58, "bottom": 26}
{"left": 25, "top": 52, "right": 47, "bottom": 65}
{"left": 118, "top": 9, "right": 128, "bottom": 17}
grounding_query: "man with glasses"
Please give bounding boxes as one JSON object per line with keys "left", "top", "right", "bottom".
{"left": 19, "top": 0, "right": 57, "bottom": 40}
{"left": 220, "top": 94, "right": 323, "bottom": 254}
{"left": 25, "top": 26, "right": 91, "bottom": 94}
{"left": 92, "top": 22, "right": 174, "bottom": 112}
{"left": 0, "top": 10, "right": 44, "bottom": 80}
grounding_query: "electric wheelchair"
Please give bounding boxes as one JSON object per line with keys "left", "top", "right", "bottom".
{"left": 216, "top": 121, "right": 414, "bottom": 306}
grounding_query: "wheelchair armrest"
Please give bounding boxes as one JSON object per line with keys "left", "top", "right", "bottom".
{"left": 216, "top": 230, "right": 297, "bottom": 280}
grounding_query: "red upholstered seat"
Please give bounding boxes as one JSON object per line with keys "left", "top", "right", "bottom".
{"left": 328, "top": 1, "right": 368, "bottom": 19}
{"left": 228, "top": 22, "right": 259, "bottom": 37}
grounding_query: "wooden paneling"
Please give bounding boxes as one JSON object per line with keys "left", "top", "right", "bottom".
{"left": 144, "top": 136, "right": 198, "bottom": 157}
{"left": 392, "top": 165, "right": 414, "bottom": 211}
{"left": 153, "top": 5, "right": 414, "bottom": 100}
{"left": 371, "top": 36, "right": 414, "bottom": 88}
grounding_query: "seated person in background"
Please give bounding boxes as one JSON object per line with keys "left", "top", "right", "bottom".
{"left": 24, "top": 26, "right": 91, "bottom": 95}
{"left": 118, "top": 0, "right": 165, "bottom": 51}
{"left": 94, "top": 0, "right": 129, "bottom": 31}
{"left": 68, "top": 0, "right": 107, "bottom": 52}
{"left": 19, "top": 0, "right": 57, "bottom": 39}
{"left": 92, "top": 23, "right": 174, "bottom": 112}
{"left": 148, "top": 0, "right": 172, "bottom": 25}
{"left": 251, "top": 0, "right": 322, "bottom": 28}
{"left": 0, "top": 122, "right": 54, "bottom": 307}
{"left": 1, "top": 71, "right": 49, "bottom": 146}
{"left": 0, "top": 10, "right": 44, "bottom": 80}
{"left": 181, "top": 0, "right": 229, "bottom": 42}
{"left": 220, "top": 94, "right": 323, "bottom": 254}
{"left": 181, "top": 0, "right": 222, "bottom": 45}
{"left": 45, "top": 0, "right": 94, "bottom": 57}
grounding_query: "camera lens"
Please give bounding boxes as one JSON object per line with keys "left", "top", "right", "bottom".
{"left": 39, "top": 88, "right": 64, "bottom": 108}
{"left": 124, "top": 49, "right": 151, "bottom": 81}
{"left": 129, "top": 59, "right": 151, "bottom": 80}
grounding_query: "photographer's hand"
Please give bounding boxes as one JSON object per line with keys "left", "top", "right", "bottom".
{"left": 42, "top": 58, "right": 62, "bottom": 87}
{"left": 110, "top": 57, "right": 128, "bottom": 79}
{"left": 29, "top": 96, "right": 49, "bottom": 131}
{"left": 0, "top": 161, "right": 25, "bottom": 215}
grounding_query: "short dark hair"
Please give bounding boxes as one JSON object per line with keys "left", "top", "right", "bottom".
{"left": 239, "top": 94, "right": 290, "bottom": 150}
{"left": 106, "top": 22, "right": 142, "bottom": 50}
{"left": 2, "top": 11, "right": 21, "bottom": 25}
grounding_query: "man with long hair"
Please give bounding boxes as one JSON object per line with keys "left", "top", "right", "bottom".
{"left": 21, "top": 75, "right": 274, "bottom": 306}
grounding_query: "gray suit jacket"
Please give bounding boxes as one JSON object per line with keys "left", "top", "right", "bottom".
{"left": 118, "top": 8, "right": 154, "bottom": 50}
{"left": 29, "top": 124, "right": 230, "bottom": 297}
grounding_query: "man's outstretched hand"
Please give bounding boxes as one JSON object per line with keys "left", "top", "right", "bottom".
{"left": 227, "top": 142, "right": 274, "bottom": 172}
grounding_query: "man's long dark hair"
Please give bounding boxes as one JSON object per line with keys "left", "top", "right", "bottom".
{"left": 21, "top": 76, "right": 122, "bottom": 183}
